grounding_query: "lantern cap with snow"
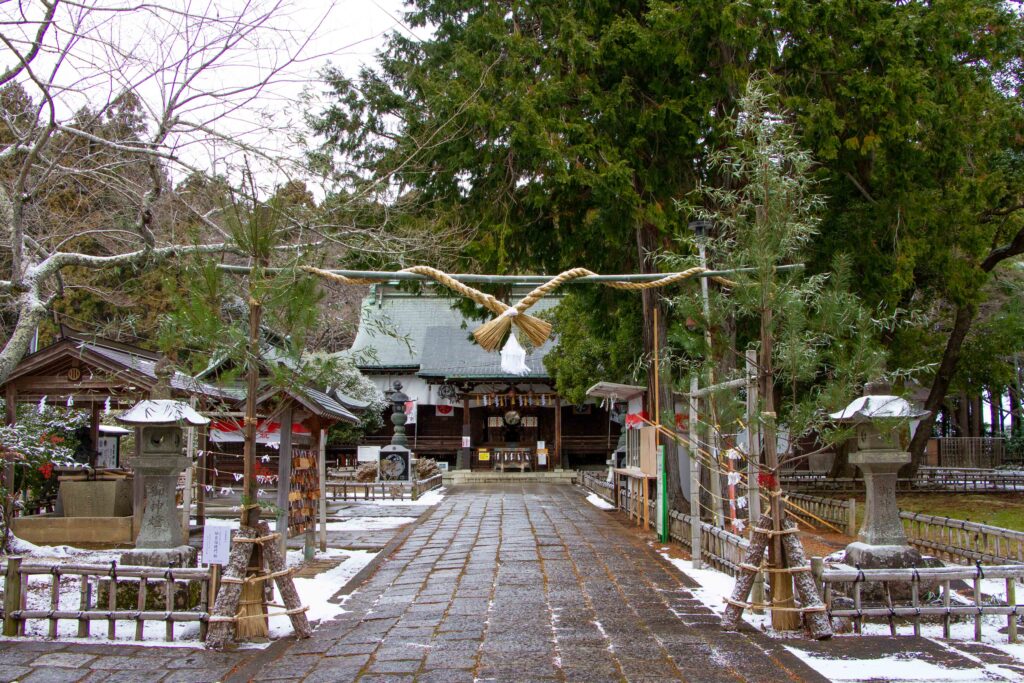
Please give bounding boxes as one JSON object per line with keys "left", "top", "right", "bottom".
{"left": 829, "top": 395, "right": 928, "bottom": 452}
{"left": 117, "top": 399, "right": 210, "bottom": 427}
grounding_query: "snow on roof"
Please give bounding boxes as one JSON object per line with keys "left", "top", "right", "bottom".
{"left": 829, "top": 395, "right": 928, "bottom": 422}
{"left": 98, "top": 425, "right": 131, "bottom": 435}
{"left": 117, "top": 400, "right": 210, "bottom": 426}
{"left": 586, "top": 382, "right": 647, "bottom": 400}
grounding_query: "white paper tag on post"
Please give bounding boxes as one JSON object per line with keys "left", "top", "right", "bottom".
{"left": 202, "top": 520, "right": 233, "bottom": 565}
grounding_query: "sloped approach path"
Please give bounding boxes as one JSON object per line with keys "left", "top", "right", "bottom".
{"left": 261, "top": 483, "right": 826, "bottom": 682}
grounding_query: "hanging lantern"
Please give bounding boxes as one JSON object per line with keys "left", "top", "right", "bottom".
{"left": 500, "top": 334, "right": 531, "bottom": 376}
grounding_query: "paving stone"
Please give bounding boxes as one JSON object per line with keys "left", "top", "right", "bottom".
{"left": 17, "top": 667, "right": 89, "bottom": 683}
{"left": 11, "top": 484, "right": 1006, "bottom": 682}
{"left": 414, "top": 668, "right": 476, "bottom": 683}
{"left": 84, "top": 655, "right": 172, "bottom": 671}
{"left": 81, "top": 671, "right": 168, "bottom": 683}
{"left": 0, "top": 666, "right": 32, "bottom": 683}
{"left": 29, "top": 653, "right": 96, "bottom": 668}
{"left": 161, "top": 669, "right": 229, "bottom": 683}
{"left": 258, "top": 653, "right": 319, "bottom": 678}
{"left": 325, "top": 641, "right": 377, "bottom": 657}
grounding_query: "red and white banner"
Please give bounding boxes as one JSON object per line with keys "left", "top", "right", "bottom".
{"left": 208, "top": 419, "right": 310, "bottom": 444}
{"left": 405, "top": 400, "right": 417, "bottom": 425}
{"left": 435, "top": 404, "right": 455, "bottom": 417}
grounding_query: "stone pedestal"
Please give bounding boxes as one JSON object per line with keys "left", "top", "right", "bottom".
{"left": 850, "top": 449, "right": 909, "bottom": 546}
{"left": 129, "top": 453, "right": 190, "bottom": 549}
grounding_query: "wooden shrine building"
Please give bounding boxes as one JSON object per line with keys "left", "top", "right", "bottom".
{"left": 1, "top": 326, "right": 232, "bottom": 461}
{"left": 345, "top": 286, "right": 620, "bottom": 471}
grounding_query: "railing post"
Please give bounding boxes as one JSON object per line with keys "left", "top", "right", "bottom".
{"left": 3, "top": 556, "right": 22, "bottom": 637}
{"left": 810, "top": 556, "right": 824, "bottom": 592}
{"left": 1008, "top": 578, "right": 1017, "bottom": 644}
{"left": 847, "top": 498, "right": 857, "bottom": 537}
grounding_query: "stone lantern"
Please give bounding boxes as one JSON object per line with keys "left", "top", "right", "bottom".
{"left": 118, "top": 399, "right": 208, "bottom": 566}
{"left": 380, "top": 381, "right": 412, "bottom": 481}
{"left": 830, "top": 394, "right": 928, "bottom": 568}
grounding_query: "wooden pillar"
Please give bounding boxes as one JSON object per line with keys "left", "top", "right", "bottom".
{"left": 196, "top": 427, "right": 207, "bottom": 528}
{"left": 131, "top": 428, "right": 143, "bottom": 541}
{"left": 554, "top": 395, "right": 564, "bottom": 470}
{"left": 276, "top": 400, "right": 294, "bottom": 557}
{"left": 89, "top": 402, "right": 101, "bottom": 468}
{"left": 3, "top": 385, "right": 14, "bottom": 426}
{"left": 318, "top": 427, "right": 327, "bottom": 553}
{"left": 4, "top": 385, "right": 17, "bottom": 542}
{"left": 458, "top": 395, "right": 472, "bottom": 470}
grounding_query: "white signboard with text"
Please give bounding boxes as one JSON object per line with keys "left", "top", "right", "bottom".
{"left": 202, "top": 520, "right": 233, "bottom": 565}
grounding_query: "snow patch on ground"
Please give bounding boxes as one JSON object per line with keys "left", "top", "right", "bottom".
{"left": 784, "top": 647, "right": 1012, "bottom": 682}
{"left": 268, "top": 548, "right": 375, "bottom": 638}
{"left": 323, "top": 517, "right": 417, "bottom": 531}
{"left": 341, "top": 488, "right": 447, "bottom": 507}
{"left": 586, "top": 493, "right": 615, "bottom": 511}
{"left": 656, "top": 549, "right": 772, "bottom": 633}
{"left": 2, "top": 545, "right": 376, "bottom": 646}
{"left": 656, "top": 543, "right": 1024, "bottom": 678}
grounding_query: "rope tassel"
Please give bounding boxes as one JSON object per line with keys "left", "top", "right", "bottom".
{"left": 474, "top": 309, "right": 551, "bottom": 352}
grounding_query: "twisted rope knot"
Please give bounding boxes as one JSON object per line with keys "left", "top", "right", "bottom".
{"left": 302, "top": 264, "right": 732, "bottom": 352}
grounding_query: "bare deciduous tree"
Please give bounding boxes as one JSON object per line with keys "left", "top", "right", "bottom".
{"left": 0, "top": 0, "right": 330, "bottom": 384}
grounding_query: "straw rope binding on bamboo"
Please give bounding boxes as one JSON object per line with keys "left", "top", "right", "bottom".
{"left": 302, "top": 264, "right": 734, "bottom": 352}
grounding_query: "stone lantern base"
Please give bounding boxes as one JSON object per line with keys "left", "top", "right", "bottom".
{"left": 844, "top": 542, "right": 925, "bottom": 570}
{"left": 122, "top": 545, "right": 197, "bottom": 568}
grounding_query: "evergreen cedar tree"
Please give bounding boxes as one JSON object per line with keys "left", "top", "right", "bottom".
{"left": 309, "top": 0, "right": 1024, "bottom": 474}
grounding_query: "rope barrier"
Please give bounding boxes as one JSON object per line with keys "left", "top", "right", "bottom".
{"left": 232, "top": 533, "right": 280, "bottom": 544}
{"left": 303, "top": 264, "right": 733, "bottom": 352}
{"left": 722, "top": 597, "right": 826, "bottom": 613}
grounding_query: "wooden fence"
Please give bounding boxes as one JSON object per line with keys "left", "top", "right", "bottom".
{"left": 1, "top": 558, "right": 214, "bottom": 641}
{"left": 775, "top": 492, "right": 1024, "bottom": 566}
{"left": 325, "top": 474, "right": 444, "bottom": 502}
{"left": 901, "top": 511, "right": 1024, "bottom": 565}
{"left": 782, "top": 467, "right": 1024, "bottom": 494}
{"left": 578, "top": 470, "right": 751, "bottom": 576}
{"left": 933, "top": 437, "right": 1005, "bottom": 469}
{"left": 784, "top": 493, "right": 857, "bottom": 536}
{"left": 814, "top": 562, "right": 1021, "bottom": 643}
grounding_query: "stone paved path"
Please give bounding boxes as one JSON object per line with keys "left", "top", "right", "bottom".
{"left": 2, "top": 483, "right": 1016, "bottom": 682}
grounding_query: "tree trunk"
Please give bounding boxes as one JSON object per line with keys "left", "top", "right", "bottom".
{"left": 779, "top": 519, "right": 832, "bottom": 640}
{"left": 909, "top": 223, "right": 1024, "bottom": 467}
{"left": 1011, "top": 386, "right": 1021, "bottom": 436}
{"left": 908, "top": 303, "right": 978, "bottom": 471}
{"left": 989, "top": 386, "right": 1001, "bottom": 437}
{"left": 205, "top": 526, "right": 256, "bottom": 650}
{"left": 256, "top": 521, "right": 311, "bottom": 639}
{"left": 971, "top": 393, "right": 983, "bottom": 438}
{"left": 0, "top": 284, "right": 50, "bottom": 387}
{"left": 722, "top": 512, "right": 772, "bottom": 631}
